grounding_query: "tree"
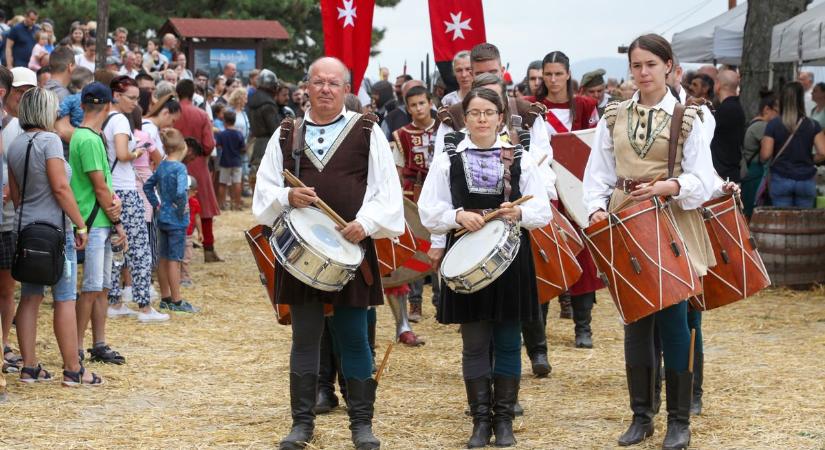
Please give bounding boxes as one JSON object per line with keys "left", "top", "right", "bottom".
{"left": 740, "top": 0, "right": 808, "bottom": 118}
{"left": 2, "top": 0, "right": 399, "bottom": 82}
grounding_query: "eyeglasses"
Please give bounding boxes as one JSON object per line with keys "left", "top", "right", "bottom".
{"left": 465, "top": 109, "right": 500, "bottom": 119}
{"left": 310, "top": 79, "right": 344, "bottom": 90}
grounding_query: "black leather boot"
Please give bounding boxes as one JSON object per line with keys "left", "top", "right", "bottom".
{"left": 662, "top": 369, "right": 692, "bottom": 450}
{"left": 617, "top": 365, "right": 655, "bottom": 446}
{"left": 522, "top": 316, "right": 550, "bottom": 377}
{"left": 464, "top": 377, "right": 492, "bottom": 448}
{"left": 492, "top": 375, "right": 519, "bottom": 447}
{"left": 346, "top": 378, "right": 380, "bottom": 450}
{"left": 279, "top": 373, "right": 317, "bottom": 450}
{"left": 690, "top": 352, "right": 703, "bottom": 415}
{"left": 558, "top": 292, "right": 573, "bottom": 319}
{"left": 315, "top": 325, "right": 340, "bottom": 414}
{"left": 572, "top": 293, "right": 594, "bottom": 348}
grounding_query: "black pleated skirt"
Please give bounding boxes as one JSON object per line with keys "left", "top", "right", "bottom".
{"left": 436, "top": 229, "right": 540, "bottom": 324}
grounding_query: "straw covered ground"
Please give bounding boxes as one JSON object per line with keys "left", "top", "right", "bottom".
{"left": 1, "top": 210, "right": 824, "bottom": 449}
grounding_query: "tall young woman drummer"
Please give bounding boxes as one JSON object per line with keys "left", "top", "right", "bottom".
{"left": 583, "top": 34, "right": 716, "bottom": 450}
{"left": 418, "top": 88, "right": 551, "bottom": 448}
{"left": 526, "top": 51, "right": 603, "bottom": 348}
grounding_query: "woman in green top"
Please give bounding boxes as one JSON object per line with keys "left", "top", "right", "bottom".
{"left": 742, "top": 91, "right": 778, "bottom": 217}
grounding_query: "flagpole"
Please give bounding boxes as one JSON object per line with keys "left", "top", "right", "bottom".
{"left": 426, "top": 53, "right": 431, "bottom": 91}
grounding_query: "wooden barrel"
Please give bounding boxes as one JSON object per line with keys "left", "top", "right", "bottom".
{"left": 750, "top": 207, "right": 825, "bottom": 287}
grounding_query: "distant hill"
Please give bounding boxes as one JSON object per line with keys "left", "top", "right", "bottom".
{"left": 570, "top": 57, "right": 630, "bottom": 83}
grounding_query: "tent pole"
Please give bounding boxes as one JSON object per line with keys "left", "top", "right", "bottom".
{"left": 768, "top": 64, "right": 774, "bottom": 90}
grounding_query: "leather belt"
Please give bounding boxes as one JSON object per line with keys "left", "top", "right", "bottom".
{"left": 616, "top": 177, "right": 653, "bottom": 194}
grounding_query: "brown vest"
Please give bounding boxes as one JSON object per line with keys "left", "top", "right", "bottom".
{"left": 275, "top": 113, "right": 384, "bottom": 307}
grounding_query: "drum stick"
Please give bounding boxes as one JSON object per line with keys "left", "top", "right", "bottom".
{"left": 614, "top": 174, "right": 665, "bottom": 212}
{"left": 536, "top": 154, "right": 548, "bottom": 166}
{"left": 375, "top": 341, "right": 394, "bottom": 383}
{"left": 282, "top": 170, "right": 348, "bottom": 227}
{"left": 455, "top": 195, "right": 534, "bottom": 237}
{"left": 688, "top": 328, "right": 697, "bottom": 374}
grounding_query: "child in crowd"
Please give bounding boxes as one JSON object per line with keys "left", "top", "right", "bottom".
{"left": 28, "top": 30, "right": 51, "bottom": 71}
{"left": 181, "top": 176, "right": 202, "bottom": 288}
{"left": 215, "top": 110, "right": 245, "bottom": 211}
{"left": 211, "top": 103, "right": 226, "bottom": 132}
{"left": 143, "top": 129, "right": 199, "bottom": 313}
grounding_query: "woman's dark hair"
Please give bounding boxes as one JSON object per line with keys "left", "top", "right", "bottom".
{"left": 145, "top": 93, "right": 181, "bottom": 118}
{"left": 757, "top": 89, "right": 777, "bottom": 116}
{"left": 814, "top": 82, "right": 825, "bottom": 94}
{"left": 184, "top": 136, "right": 204, "bottom": 156}
{"left": 627, "top": 33, "right": 674, "bottom": 67}
{"left": 128, "top": 105, "right": 143, "bottom": 130}
{"left": 110, "top": 74, "right": 137, "bottom": 94}
{"left": 535, "top": 51, "right": 576, "bottom": 121}
{"left": 694, "top": 73, "right": 715, "bottom": 99}
{"left": 461, "top": 87, "right": 504, "bottom": 117}
{"left": 138, "top": 88, "right": 152, "bottom": 112}
{"left": 779, "top": 81, "right": 806, "bottom": 132}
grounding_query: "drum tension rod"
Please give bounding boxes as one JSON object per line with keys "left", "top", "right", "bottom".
{"left": 610, "top": 213, "right": 642, "bottom": 275}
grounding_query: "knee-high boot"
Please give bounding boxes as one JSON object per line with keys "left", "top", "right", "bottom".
{"left": 492, "top": 375, "right": 519, "bottom": 447}
{"left": 572, "top": 292, "right": 595, "bottom": 348}
{"left": 662, "top": 369, "right": 692, "bottom": 450}
{"left": 346, "top": 378, "right": 380, "bottom": 450}
{"left": 315, "top": 325, "right": 339, "bottom": 414}
{"left": 558, "top": 291, "right": 573, "bottom": 319}
{"left": 617, "top": 365, "right": 655, "bottom": 446}
{"left": 279, "top": 373, "right": 317, "bottom": 450}
{"left": 464, "top": 377, "right": 493, "bottom": 448}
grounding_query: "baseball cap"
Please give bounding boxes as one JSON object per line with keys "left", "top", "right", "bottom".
{"left": 81, "top": 82, "right": 115, "bottom": 104}
{"left": 105, "top": 56, "right": 120, "bottom": 66}
{"left": 11, "top": 67, "right": 37, "bottom": 88}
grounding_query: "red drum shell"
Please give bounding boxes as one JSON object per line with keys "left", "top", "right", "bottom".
{"left": 690, "top": 195, "right": 770, "bottom": 311}
{"left": 583, "top": 198, "right": 701, "bottom": 324}
{"left": 530, "top": 206, "right": 583, "bottom": 303}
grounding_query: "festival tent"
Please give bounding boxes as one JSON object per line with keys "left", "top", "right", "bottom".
{"left": 771, "top": 2, "right": 825, "bottom": 64}
{"left": 672, "top": 3, "right": 747, "bottom": 65}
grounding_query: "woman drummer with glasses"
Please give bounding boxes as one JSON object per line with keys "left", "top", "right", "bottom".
{"left": 417, "top": 87, "right": 551, "bottom": 448}
{"left": 582, "top": 34, "right": 717, "bottom": 450}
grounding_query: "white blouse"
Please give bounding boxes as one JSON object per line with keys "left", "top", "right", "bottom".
{"left": 418, "top": 135, "right": 552, "bottom": 239}
{"left": 252, "top": 108, "right": 405, "bottom": 239}
{"left": 582, "top": 91, "right": 716, "bottom": 217}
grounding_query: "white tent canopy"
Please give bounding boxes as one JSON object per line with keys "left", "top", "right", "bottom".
{"left": 672, "top": 3, "right": 747, "bottom": 65}
{"left": 771, "top": 2, "right": 825, "bottom": 64}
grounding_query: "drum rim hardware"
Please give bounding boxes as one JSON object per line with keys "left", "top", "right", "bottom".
{"left": 441, "top": 219, "right": 522, "bottom": 294}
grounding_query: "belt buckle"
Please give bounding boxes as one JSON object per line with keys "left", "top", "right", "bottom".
{"left": 622, "top": 178, "right": 634, "bottom": 194}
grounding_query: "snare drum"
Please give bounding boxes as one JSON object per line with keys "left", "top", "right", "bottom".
{"left": 583, "top": 197, "right": 701, "bottom": 324}
{"left": 440, "top": 219, "right": 521, "bottom": 294}
{"left": 270, "top": 207, "right": 364, "bottom": 292}
{"left": 691, "top": 194, "right": 770, "bottom": 311}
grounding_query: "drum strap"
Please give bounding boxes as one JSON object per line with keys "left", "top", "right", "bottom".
{"left": 291, "top": 118, "right": 306, "bottom": 178}
{"left": 668, "top": 104, "right": 685, "bottom": 179}
{"left": 500, "top": 148, "right": 515, "bottom": 202}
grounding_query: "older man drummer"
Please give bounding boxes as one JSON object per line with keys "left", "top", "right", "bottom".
{"left": 253, "top": 57, "right": 404, "bottom": 450}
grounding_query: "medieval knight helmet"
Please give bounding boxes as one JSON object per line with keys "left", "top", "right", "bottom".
{"left": 258, "top": 69, "right": 279, "bottom": 90}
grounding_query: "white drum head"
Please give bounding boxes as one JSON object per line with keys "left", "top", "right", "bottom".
{"left": 442, "top": 220, "right": 507, "bottom": 278}
{"left": 289, "top": 207, "right": 363, "bottom": 265}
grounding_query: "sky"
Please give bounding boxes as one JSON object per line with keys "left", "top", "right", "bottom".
{"left": 364, "top": 0, "right": 737, "bottom": 82}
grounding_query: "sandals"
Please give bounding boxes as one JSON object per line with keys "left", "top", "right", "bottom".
{"left": 88, "top": 344, "right": 126, "bottom": 365}
{"left": 19, "top": 364, "right": 53, "bottom": 383}
{"left": 62, "top": 365, "right": 104, "bottom": 387}
{"left": 3, "top": 346, "right": 22, "bottom": 373}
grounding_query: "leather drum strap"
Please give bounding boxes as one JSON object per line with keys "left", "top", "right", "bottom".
{"left": 500, "top": 148, "right": 515, "bottom": 202}
{"left": 291, "top": 118, "right": 305, "bottom": 177}
{"left": 668, "top": 104, "right": 685, "bottom": 179}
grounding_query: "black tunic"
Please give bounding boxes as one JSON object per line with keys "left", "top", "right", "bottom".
{"left": 436, "top": 139, "right": 540, "bottom": 325}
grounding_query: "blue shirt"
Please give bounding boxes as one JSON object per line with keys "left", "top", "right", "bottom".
{"left": 7, "top": 22, "right": 38, "bottom": 67}
{"left": 143, "top": 160, "right": 189, "bottom": 229}
{"left": 59, "top": 93, "right": 84, "bottom": 127}
{"left": 216, "top": 128, "right": 245, "bottom": 168}
{"left": 764, "top": 117, "right": 821, "bottom": 181}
